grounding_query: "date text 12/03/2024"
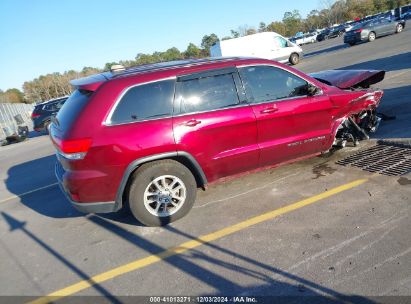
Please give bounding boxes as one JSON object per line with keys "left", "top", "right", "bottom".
{"left": 149, "top": 296, "right": 258, "bottom": 303}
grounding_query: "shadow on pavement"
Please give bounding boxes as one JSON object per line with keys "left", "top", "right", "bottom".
{"left": 5, "top": 155, "right": 83, "bottom": 218}
{"left": 1, "top": 212, "right": 122, "bottom": 303}
{"left": 304, "top": 43, "right": 348, "bottom": 58}
{"left": 340, "top": 51, "right": 411, "bottom": 72}
{"left": 373, "top": 84, "right": 411, "bottom": 139}
{"left": 28, "top": 130, "right": 46, "bottom": 139}
{"left": 87, "top": 214, "right": 376, "bottom": 302}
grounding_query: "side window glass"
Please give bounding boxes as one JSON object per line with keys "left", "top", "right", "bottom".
{"left": 110, "top": 79, "right": 175, "bottom": 124}
{"left": 239, "top": 66, "right": 309, "bottom": 104}
{"left": 178, "top": 74, "right": 239, "bottom": 114}
{"left": 44, "top": 103, "right": 58, "bottom": 111}
{"left": 273, "top": 36, "right": 288, "bottom": 48}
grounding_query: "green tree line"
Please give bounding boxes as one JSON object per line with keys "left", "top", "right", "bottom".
{"left": 1, "top": 0, "right": 408, "bottom": 104}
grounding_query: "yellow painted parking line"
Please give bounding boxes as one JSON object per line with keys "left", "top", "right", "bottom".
{"left": 28, "top": 178, "right": 367, "bottom": 304}
{"left": 0, "top": 183, "right": 58, "bottom": 204}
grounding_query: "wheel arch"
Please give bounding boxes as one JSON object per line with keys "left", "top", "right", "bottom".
{"left": 115, "top": 151, "right": 207, "bottom": 210}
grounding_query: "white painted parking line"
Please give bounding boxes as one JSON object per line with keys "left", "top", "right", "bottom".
{"left": 0, "top": 183, "right": 58, "bottom": 204}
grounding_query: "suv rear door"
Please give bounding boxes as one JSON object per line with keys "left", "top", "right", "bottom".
{"left": 173, "top": 68, "right": 259, "bottom": 181}
{"left": 238, "top": 65, "right": 333, "bottom": 166}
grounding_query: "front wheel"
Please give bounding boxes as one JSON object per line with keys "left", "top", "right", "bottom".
{"left": 128, "top": 160, "right": 197, "bottom": 226}
{"left": 396, "top": 24, "right": 403, "bottom": 33}
{"left": 289, "top": 53, "right": 300, "bottom": 65}
{"left": 368, "top": 32, "right": 376, "bottom": 42}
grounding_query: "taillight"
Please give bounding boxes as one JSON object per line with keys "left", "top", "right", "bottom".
{"left": 52, "top": 137, "right": 92, "bottom": 160}
{"left": 31, "top": 113, "right": 40, "bottom": 119}
{"left": 354, "top": 28, "right": 363, "bottom": 33}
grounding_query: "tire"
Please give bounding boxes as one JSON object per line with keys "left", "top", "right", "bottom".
{"left": 348, "top": 42, "right": 356, "bottom": 46}
{"left": 128, "top": 159, "right": 197, "bottom": 226}
{"left": 368, "top": 32, "right": 376, "bottom": 42}
{"left": 289, "top": 53, "right": 299, "bottom": 65}
{"left": 396, "top": 24, "right": 403, "bottom": 33}
{"left": 43, "top": 121, "right": 51, "bottom": 134}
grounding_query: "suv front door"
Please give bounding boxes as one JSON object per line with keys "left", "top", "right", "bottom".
{"left": 173, "top": 68, "right": 259, "bottom": 182}
{"left": 239, "top": 65, "right": 333, "bottom": 167}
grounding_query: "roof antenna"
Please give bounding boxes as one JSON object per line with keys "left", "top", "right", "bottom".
{"left": 110, "top": 64, "right": 125, "bottom": 73}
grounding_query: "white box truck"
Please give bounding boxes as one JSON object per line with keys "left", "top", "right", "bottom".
{"left": 210, "top": 32, "right": 303, "bottom": 65}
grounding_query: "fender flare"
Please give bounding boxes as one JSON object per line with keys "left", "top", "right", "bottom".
{"left": 114, "top": 151, "right": 207, "bottom": 210}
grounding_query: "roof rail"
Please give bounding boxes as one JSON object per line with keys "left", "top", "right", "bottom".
{"left": 111, "top": 57, "right": 245, "bottom": 78}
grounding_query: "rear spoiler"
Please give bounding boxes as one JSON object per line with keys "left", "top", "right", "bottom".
{"left": 70, "top": 72, "right": 112, "bottom": 91}
{"left": 309, "top": 69, "right": 385, "bottom": 89}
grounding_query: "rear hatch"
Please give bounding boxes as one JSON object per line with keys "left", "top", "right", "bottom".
{"left": 31, "top": 103, "right": 45, "bottom": 120}
{"left": 52, "top": 90, "right": 93, "bottom": 133}
{"left": 50, "top": 72, "right": 111, "bottom": 160}
{"left": 51, "top": 72, "right": 110, "bottom": 135}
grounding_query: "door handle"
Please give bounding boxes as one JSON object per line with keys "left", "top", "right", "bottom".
{"left": 260, "top": 107, "right": 278, "bottom": 114}
{"left": 184, "top": 119, "right": 201, "bottom": 127}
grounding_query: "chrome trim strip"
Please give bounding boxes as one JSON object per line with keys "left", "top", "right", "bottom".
{"left": 171, "top": 102, "right": 251, "bottom": 118}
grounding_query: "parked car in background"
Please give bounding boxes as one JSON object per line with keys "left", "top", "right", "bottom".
{"left": 51, "top": 57, "right": 385, "bottom": 226}
{"left": 344, "top": 17, "right": 405, "bottom": 46}
{"left": 295, "top": 33, "right": 317, "bottom": 45}
{"left": 317, "top": 25, "right": 346, "bottom": 41}
{"left": 401, "top": 11, "right": 411, "bottom": 20}
{"left": 328, "top": 25, "right": 346, "bottom": 38}
{"left": 316, "top": 28, "right": 331, "bottom": 41}
{"left": 31, "top": 96, "right": 68, "bottom": 132}
{"left": 344, "top": 21, "right": 358, "bottom": 32}
{"left": 306, "top": 32, "right": 318, "bottom": 42}
{"left": 210, "top": 32, "right": 303, "bottom": 65}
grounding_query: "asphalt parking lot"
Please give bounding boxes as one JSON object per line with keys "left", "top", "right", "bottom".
{"left": 1, "top": 28, "right": 410, "bottom": 303}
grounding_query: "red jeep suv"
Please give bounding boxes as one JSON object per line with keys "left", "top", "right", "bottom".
{"left": 51, "top": 57, "right": 384, "bottom": 226}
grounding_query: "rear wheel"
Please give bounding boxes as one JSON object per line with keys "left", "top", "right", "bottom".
{"left": 348, "top": 42, "right": 356, "bottom": 46}
{"left": 128, "top": 160, "right": 197, "bottom": 226}
{"left": 396, "top": 24, "right": 403, "bottom": 33}
{"left": 43, "top": 121, "right": 51, "bottom": 134}
{"left": 289, "top": 53, "right": 300, "bottom": 65}
{"left": 368, "top": 32, "right": 376, "bottom": 42}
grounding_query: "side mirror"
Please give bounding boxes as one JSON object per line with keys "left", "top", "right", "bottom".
{"left": 307, "top": 84, "right": 321, "bottom": 96}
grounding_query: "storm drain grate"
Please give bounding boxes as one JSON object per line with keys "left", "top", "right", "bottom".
{"left": 336, "top": 144, "right": 411, "bottom": 176}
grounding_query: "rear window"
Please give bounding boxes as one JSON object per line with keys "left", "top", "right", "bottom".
{"left": 109, "top": 79, "right": 175, "bottom": 124}
{"left": 352, "top": 22, "right": 367, "bottom": 30}
{"left": 44, "top": 99, "right": 67, "bottom": 111}
{"left": 55, "top": 90, "right": 91, "bottom": 129}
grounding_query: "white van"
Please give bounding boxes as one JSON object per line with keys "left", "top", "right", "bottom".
{"left": 210, "top": 32, "right": 303, "bottom": 65}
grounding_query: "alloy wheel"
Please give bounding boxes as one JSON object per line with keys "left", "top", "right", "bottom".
{"left": 143, "top": 175, "right": 187, "bottom": 217}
